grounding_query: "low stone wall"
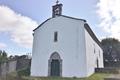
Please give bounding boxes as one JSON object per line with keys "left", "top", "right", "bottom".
{"left": 0, "top": 60, "right": 17, "bottom": 77}
{"left": 95, "top": 68, "right": 120, "bottom": 74}
{"left": 0, "top": 62, "right": 7, "bottom": 76}
{"left": 8, "top": 60, "right": 17, "bottom": 73}
{"left": 0, "top": 58, "right": 31, "bottom": 77}
{"left": 16, "top": 59, "right": 31, "bottom": 71}
{"left": 104, "top": 78, "right": 120, "bottom": 80}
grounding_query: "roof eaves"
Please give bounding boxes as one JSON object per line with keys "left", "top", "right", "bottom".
{"left": 33, "top": 18, "right": 52, "bottom": 31}
{"left": 33, "top": 15, "right": 86, "bottom": 31}
{"left": 84, "top": 23, "right": 102, "bottom": 48}
{"left": 61, "top": 15, "right": 86, "bottom": 22}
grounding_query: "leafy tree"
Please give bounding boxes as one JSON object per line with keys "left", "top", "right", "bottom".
{"left": 101, "top": 38, "right": 120, "bottom": 67}
{"left": 0, "top": 50, "right": 8, "bottom": 63}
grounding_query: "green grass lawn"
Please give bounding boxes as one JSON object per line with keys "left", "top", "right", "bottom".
{"left": 84, "top": 73, "right": 109, "bottom": 80}
{"left": 0, "top": 73, "right": 110, "bottom": 80}
{"left": 23, "top": 73, "right": 109, "bottom": 80}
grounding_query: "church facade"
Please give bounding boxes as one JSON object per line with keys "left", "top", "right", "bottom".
{"left": 31, "top": 2, "right": 104, "bottom": 78}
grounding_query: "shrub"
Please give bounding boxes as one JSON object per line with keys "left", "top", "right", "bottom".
{"left": 17, "top": 67, "right": 30, "bottom": 77}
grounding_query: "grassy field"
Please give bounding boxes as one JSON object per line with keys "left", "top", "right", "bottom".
{"left": 0, "top": 72, "right": 110, "bottom": 80}
{"left": 23, "top": 73, "right": 109, "bottom": 80}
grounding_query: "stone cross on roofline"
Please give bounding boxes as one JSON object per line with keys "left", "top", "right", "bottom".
{"left": 56, "top": 0, "right": 59, "bottom": 4}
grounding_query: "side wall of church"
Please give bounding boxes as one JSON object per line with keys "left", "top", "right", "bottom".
{"left": 31, "top": 16, "right": 87, "bottom": 77}
{"left": 84, "top": 28, "right": 104, "bottom": 77}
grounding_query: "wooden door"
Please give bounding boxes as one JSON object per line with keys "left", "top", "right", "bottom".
{"left": 50, "top": 60, "right": 60, "bottom": 76}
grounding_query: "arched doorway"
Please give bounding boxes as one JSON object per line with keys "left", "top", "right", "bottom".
{"left": 48, "top": 52, "right": 62, "bottom": 77}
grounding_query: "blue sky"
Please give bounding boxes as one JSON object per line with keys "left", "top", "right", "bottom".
{"left": 0, "top": 0, "right": 120, "bottom": 56}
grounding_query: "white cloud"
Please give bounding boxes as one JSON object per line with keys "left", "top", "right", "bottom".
{"left": 96, "top": 0, "right": 120, "bottom": 40}
{"left": 0, "top": 42, "right": 7, "bottom": 48}
{"left": 0, "top": 5, "right": 38, "bottom": 48}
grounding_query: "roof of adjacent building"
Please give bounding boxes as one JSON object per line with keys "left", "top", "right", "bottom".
{"left": 33, "top": 15, "right": 102, "bottom": 48}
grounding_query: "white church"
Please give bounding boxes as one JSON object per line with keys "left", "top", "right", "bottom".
{"left": 31, "top": 2, "right": 104, "bottom": 78}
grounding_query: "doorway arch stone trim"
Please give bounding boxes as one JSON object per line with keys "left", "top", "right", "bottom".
{"left": 48, "top": 52, "right": 62, "bottom": 77}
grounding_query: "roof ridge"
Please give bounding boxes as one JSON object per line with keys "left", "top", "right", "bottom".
{"left": 61, "top": 15, "right": 86, "bottom": 22}
{"left": 33, "top": 15, "right": 86, "bottom": 32}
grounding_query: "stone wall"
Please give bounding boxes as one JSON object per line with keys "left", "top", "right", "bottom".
{"left": 0, "top": 58, "right": 31, "bottom": 77}
{"left": 8, "top": 60, "right": 17, "bottom": 73}
{"left": 0, "top": 60, "right": 17, "bottom": 77}
{"left": 95, "top": 68, "right": 120, "bottom": 74}
{"left": 16, "top": 59, "right": 31, "bottom": 71}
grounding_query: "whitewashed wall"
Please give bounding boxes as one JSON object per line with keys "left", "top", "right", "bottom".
{"left": 84, "top": 28, "right": 104, "bottom": 76}
{"left": 31, "top": 16, "right": 88, "bottom": 77}
{"left": 95, "top": 43, "right": 104, "bottom": 68}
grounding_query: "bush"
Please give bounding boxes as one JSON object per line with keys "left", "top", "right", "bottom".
{"left": 17, "top": 67, "right": 30, "bottom": 77}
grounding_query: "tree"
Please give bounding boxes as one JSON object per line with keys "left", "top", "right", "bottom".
{"left": 0, "top": 50, "right": 8, "bottom": 63}
{"left": 101, "top": 38, "right": 120, "bottom": 67}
